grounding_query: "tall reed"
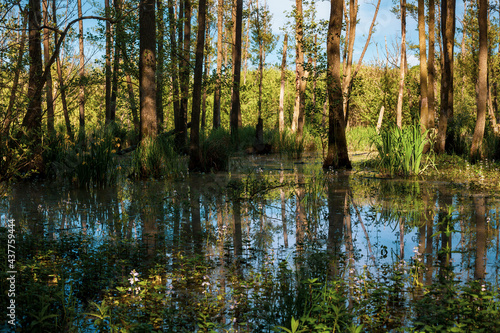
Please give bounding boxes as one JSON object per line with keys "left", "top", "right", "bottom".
{"left": 372, "top": 123, "right": 430, "bottom": 176}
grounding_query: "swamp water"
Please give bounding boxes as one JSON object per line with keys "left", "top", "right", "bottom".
{"left": 1, "top": 153, "right": 499, "bottom": 332}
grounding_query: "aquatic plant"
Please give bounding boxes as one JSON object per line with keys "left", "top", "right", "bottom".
{"left": 372, "top": 123, "right": 433, "bottom": 176}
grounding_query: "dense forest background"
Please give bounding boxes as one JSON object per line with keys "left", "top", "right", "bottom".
{"left": 0, "top": 0, "right": 499, "bottom": 180}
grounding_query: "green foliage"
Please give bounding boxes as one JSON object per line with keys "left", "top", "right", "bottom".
{"left": 269, "top": 129, "right": 305, "bottom": 159}
{"left": 131, "top": 134, "right": 183, "bottom": 179}
{"left": 372, "top": 123, "right": 433, "bottom": 176}
{"left": 346, "top": 126, "right": 376, "bottom": 152}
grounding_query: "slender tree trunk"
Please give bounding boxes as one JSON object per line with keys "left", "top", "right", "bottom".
{"left": 418, "top": 0, "right": 429, "bottom": 131}
{"left": 342, "top": 0, "right": 357, "bottom": 123}
{"left": 243, "top": 14, "right": 250, "bottom": 85}
{"left": 139, "top": 0, "right": 157, "bottom": 140}
{"left": 324, "top": 0, "right": 351, "bottom": 170}
{"left": 436, "top": 0, "right": 456, "bottom": 153}
{"left": 156, "top": 0, "right": 165, "bottom": 131}
{"left": 43, "top": 0, "right": 55, "bottom": 136}
{"left": 125, "top": 72, "right": 140, "bottom": 134}
{"left": 470, "top": 0, "right": 488, "bottom": 161}
{"left": 396, "top": 0, "right": 407, "bottom": 129}
{"left": 3, "top": 10, "right": 27, "bottom": 138}
{"left": 189, "top": 0, "right": 207, "bottom": 171}
{"left": 230, "top": 0, "right": 243, "bottom": 140}
{"left": 111, "top": 0, "right": 123, "bottom": 131}
{"left": 168, "top": 0, "right": 181, "bottom": 142}
{"left": 77, "top": 0, "right": 85, "bottom": 137}
{"left": 54, "top": 4, "right": 73, "bottom": 140}
{"left": 291, "top": 0, "right": 307, "bottom": 140}
{"left": 428, "top": 0, "right": 436, "bottom": 129}
{"left": 278, "top": 34, "right": 288, "bottom": 138}
{"left": 213, "top": 0, "right": 223, "bottom": 129}
{"left": 105, "top": 0, "right": 112, "bottom": 123}
{"left": 179, "top": 0, "right": 191, "bottom": 150}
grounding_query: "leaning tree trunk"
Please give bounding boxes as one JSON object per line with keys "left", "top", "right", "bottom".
{"left": 3, "top": 10, "right": 27, "bottom": 138}
{"left": 435, "top": 0, "right": 456, "bottom": 153}
{"left": 178, "top": 0, "right": 191, "bottom": 150}
{"left": 105, "top": 0, "right": 112, "bottom": 123}
{"left": 139, "top": 0, "right": 157, "bottom": 140}
{"left": 470, "top": 0, "right": 487, "bottom": 161}
{"left": 167, "top": 0, "right": 181, "bottom": 142}
{"left": 323, "top": 0, "right": 351, "bottom": 170}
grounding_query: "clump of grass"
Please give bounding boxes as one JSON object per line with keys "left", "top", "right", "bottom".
{"left": 200, "top": 127, "right": 232, "bottom": 172}
{"left": 346, "top": 126, "right": 376, "bottom": 152}
{"left": 270, "top": 129, "right": 304, "bottom": 159}
{"left": 46, "top": 126, "right": 120, "bottom": 187}
{"left": 131, "top": 134, "right": 183, "bottom": 179}
{"left": 372, "top": 123, "right": 432, "bottom": 176}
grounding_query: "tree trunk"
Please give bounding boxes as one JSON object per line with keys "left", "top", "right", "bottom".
{"left": 323, "top": 0, "right": 351, "bottom": 170}
{"left": 470, "top": 0, "right": 487, "bottom": 161}
{"left": 230, "top": 0, "right": 243, "bottom": 140}
{"left": 418, "top": 0, "right": 429, "bottom": 131}
{"left": 342, "top": 0, "right": 357, "bottom": 123}
{"left": 105, "top": 0, "right": 112, "bottom": 123}
{"left": 178, "top": 0, "right": 191, "bottom": 150}
{"left": 291, "top": 0, "right": 307, "bottom": 140}
{"left": 436, "top": 0, "right": 456, "bottom": 153}
{"left": 396, "top": 0, "right": 406, "bottom": 129}
{"left": 3, "top": 10, "right": 27, "bottom": 138}
{"left": 22, "top": 0, "right": 44, "bottom": 140}
{"left": 156, "top": 0, "right": 165, "bottom": 131}
{"left": 77, "top": 0, "right": 85, "bottom": 137}
{"left": 278, "top": 34, "right": 288, "bottom": 138}
{"left": 139, "top": 0, "right": 157, "bottom": 140}
{"left": 43, "top": 0, "right": 55, "bottom": 136}
{"left": 189, "top": 0, "right": 207, "bottom": 171}
{"left": 428, "top": 0, "right": 436, "bottom": 129}
{"left": 213, "top": 0, "right": 223, "bottom": 129}
{"left": 167, "top": 0, "right": 181, "bottom": 142}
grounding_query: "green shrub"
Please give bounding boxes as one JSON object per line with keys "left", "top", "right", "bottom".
{"left": 200, "top": 127, "right": 232, "bottom": 172}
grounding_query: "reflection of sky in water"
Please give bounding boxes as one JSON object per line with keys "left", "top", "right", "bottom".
{"left": 1, "top": 161, "right": 499, "bottom": 286}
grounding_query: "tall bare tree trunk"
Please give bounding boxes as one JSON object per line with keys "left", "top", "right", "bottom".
{"left": 189, "top": 0, "right": 207, "bottom": 171}
{"left": 428, "top": 0, "right": 436, "bottom": 129}
{"left": 167, "top": 0, "right": 181, "bottom": 142}
{"left": 213, "top": 0, "right": 223, "bottom": 129}
{"left": 278, "top": 34, "right": 288, "bottom": 138}
{"left": 291, "top": 0, "right": 307, "bottom": 141}
{"left": 324, "top": 0, "right": 351, "bottom": 170}
{"left": 43, "top": 0, "right": 55, "bottom": 136}
{"left": 342, "top": 0, "right": 357, "bottom": 123}
{"left": 139, "top": 0, "right": 157, "bottom": 140}
{"left": 436, "top": 0, "right": 456, "bottom": 153}
{"left": 178, "top": 0, "right": 191, "bottom": 150}
{"left": 230, "top": 0, "right": 243, "bottom": 140}
{"left": 77, "top": 0, "right": 85, "bottom": 137}
{"left": 396, "top": 0, "right": 407, "bottom": 129}
{"left": 470, "top": 0, "right": 488, "bottom": 161}
{"left": 418, "top": 0, "right": 429, "bottom": 131}
{"left": 105, "top": 0, "right": 112, "bottom": 123}
{"left": 156, "top": 0, "right": 165, "bottom": 131}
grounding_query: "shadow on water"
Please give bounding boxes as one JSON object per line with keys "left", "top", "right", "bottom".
{"left": 1, "top": 153, "right": 500, "bottom": 331}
